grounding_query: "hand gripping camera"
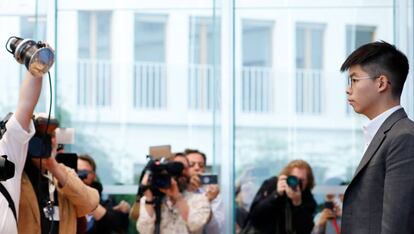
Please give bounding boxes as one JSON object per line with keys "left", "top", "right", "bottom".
{"left": 5, "top": 36, "right": 54, "bottom": 77}
{"left": 144, "top": 156, "right": 184, "bottom": 195}
{"left": 28, "top": 115, "right": 59, "bottom": 158}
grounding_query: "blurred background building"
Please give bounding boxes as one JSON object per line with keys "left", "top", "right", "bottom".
{"left": 0, "top": 0, "right": 413, "bottom": 232}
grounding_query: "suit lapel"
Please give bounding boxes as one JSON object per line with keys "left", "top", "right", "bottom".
{"left": 353, "top": 132, "right": 385, "bottom": 177}
{"left": 351, "top": 108, "right": 407, "bottom": 180}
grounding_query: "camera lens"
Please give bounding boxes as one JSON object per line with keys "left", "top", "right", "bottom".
{"left": 286, "top": 175, "right": 300, "bottom": 188}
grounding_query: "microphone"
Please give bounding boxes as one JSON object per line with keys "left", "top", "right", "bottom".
{"left": 5, "top": 36, "right": 54, "bottom": 77}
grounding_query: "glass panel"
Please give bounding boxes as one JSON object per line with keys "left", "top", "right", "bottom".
{"left": 77, "top": 11, "right": 112, "bottom": 107}
{"left": 295, "top": 23, "right": 325, "bottom": 114}
{"left": 242, "top": 20, "right": 273, "bottom": 113}
{"left": 134, "top": 14, "right": 166, "bottom": 62}
{"left": 20, "top": 16, "right": 47, "bottom": 40}
{"left": 188, "top": 17, "right": 221, "bottom": 111}
{"left": 235, "top": 1, "right": 395, "bottom": 232}
{"left": 5, "top": 1, "right": 414, "bottom": 233}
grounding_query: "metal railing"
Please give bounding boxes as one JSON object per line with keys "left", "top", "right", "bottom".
{"left": 77, "top": 59, "right": 112, "bottom": 107}
{"left": 188, "top": 64, "right": 220, "bottom": 111}
{"left": 133, "top": 62, "right": 167, "bottom": 109}
{"left": 241, "top": 66, "right": 274, "bottom": 113}
{"left": 295, "top": 69, "right": 323, "bottom": 114}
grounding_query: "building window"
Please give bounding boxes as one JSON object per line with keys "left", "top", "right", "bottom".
{"left": 345, "top": 25, "right": 376, "bottom": 114}
{"left": 188, "top": 17, "right": 221, "bottom": 111}
{"left": 295, "top": 23, "right": 325, "bottom": 114}
{"left": 241, "top": 20, "right": 274, "bottom": 113}
{"left": 20, "top": 16, "right": 47, "bottom": 40}
{"left": 133, "top": 14, "right": 167, "bottom": 109}
{"left": 77, "top": 11, "right": 112, "bottom": 107}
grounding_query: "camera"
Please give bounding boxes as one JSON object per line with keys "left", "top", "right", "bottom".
{"left": 199, "top": 174, "right": 218, "bottom": 185}
{"left": 5, "top": 36, "right": 54, "bottom": 77}
{"left": 324, "top": 201, "right": 335, "bottom": 210}
{"left": 0, "top": 156, "right": 15, "bottom": 181}
{"left": 28, "top": 115, "right": 59, "bottom": 158}
{"left": 145, "top": 156, "right": 184, "bottom": 192}
{"left": 286, "top": 175, "right": 301, "bottom": 189}
{"left": 0, "top": 113, "right": 14, "bottom": 181}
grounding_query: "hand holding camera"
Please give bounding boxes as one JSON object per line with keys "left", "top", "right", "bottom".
{"left": 277, "top": 175, "right": 302, "bottom": 205}
{"left": 318, "top": 206, "right": 336, "bottom": 226}
{"left": 205, "top": 184, "right": 220, "bottom": 202}
{"left": 158, "top": 179, "right": 182, "bottom": 203}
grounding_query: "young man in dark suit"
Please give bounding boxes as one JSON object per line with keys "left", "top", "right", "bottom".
{"left": 340, "top": 41, "right": 414, "bottom": 234}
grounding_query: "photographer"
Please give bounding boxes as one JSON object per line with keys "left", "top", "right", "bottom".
{"left": 77, "top": 154, "right": 130, "bottom": 234}
{"left": 136, "top": 157, "right": 211, "bottom": 234}
{"left": 0, "top": 68, "right": 45, "bottom": 233}
{"left": 311, "top": 178, "right": 345, "bottom": 234}
{"left": 18, "top": 120, "right": 99, "bottom": 234}
{"left": 185, "top": 148, "right": 224, "bottom": 234}
{"left": 242, "top": 160, "right": 317, "bottom": 234}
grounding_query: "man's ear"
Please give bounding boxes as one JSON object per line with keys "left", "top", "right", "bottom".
{"left": 377, "top": 75, "right": 390, "bottom": 92}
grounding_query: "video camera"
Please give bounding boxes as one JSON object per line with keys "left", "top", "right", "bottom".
{"left": 144, "top": 156, "right": 184, "bottom": 193}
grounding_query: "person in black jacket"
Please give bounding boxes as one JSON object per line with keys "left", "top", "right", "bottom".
{"left": 77, "top": 154, "right": 130, "bottom": 234}
{"left": 244, "top": 159, "right": 317, "bottom": 234}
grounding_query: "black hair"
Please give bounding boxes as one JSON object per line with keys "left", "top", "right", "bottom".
{"left": 340, "top": 41, "right": 409, "bottom": 98}
{"left": 184, "top": 148, "right": 207, "bottom": 164}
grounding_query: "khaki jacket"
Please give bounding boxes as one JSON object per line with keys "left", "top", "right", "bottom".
{"left": 18, "top": 163, "right": 99, "bottom": 234}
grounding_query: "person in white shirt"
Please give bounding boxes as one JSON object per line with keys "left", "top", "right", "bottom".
{"left": 0, "top": 69, "right": 44, "bottom": 234}
{"left": 185, "top": 149, "right": 225, "bottom": 234}
{"left": 340, "top": 41, "right": 414, "bottom": 234}
{"left": 137, "top": 157, "right": 211, "bottom": 234}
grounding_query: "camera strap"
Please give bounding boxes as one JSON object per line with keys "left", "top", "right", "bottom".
{"left": 332, "top": 217, "right": 340, "bottom": 234}
{"left": 0, "top": 183, "right": 17, "bottom": 223}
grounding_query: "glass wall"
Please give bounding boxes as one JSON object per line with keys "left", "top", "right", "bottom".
{"left": 1, "top": 0, "right": 413, "bottom": 233}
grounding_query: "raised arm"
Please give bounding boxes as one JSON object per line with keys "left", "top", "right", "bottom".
{"left": 14, "top": 71, "right": 43, "bottom": 131}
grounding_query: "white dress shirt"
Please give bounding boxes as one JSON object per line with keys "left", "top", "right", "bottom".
{"left": 362, "top": 105, "right": 402, "bottom": 153}
{"left": 0, "top": 115, "right": 35, "bottom": 234}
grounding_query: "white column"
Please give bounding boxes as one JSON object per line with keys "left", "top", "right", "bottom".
{"left": 221, "top": 0, "right": 235, "bottom": 232}
{"left": 394, "top": 0, "right": 413, "bottom": 117}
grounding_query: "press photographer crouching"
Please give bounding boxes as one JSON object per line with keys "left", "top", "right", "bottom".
{"left": 18, "top": 115, "right": 99, "bottom": 234}
{"left": 242, "top": 160, "right": 317, "bottom": 234}
{"left": 136, "top": 156, "right": 211, "bottom": 234}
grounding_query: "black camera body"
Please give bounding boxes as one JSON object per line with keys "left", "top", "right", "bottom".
{"left": 324, "top": 201, "right": 335, "bottom": 210}
{"left": 0, "top": 113, "right": 14, "bottom": 181}
{"left": 0, "top": 156, "right": 15, "bottom": 181}
{"left": 286, "top": 175, "right": 302, "bottom": 190}
{"left": 28, "top": 115, "right": 59, "bottom": 158}
{"left": 145, "top": 157, "right": 184, "bottom": 194}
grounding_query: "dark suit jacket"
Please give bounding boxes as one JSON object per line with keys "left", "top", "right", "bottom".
{"left": 342, "top": 108, "right": 414, "bottom": 234}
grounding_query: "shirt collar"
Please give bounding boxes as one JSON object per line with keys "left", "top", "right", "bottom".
{"left": 363, "top": 105, "right": 402, "bottom": 148}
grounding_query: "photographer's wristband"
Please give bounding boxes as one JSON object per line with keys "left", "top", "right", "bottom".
{"left": 145, "top": 197, "right": 155, "bottom": 205}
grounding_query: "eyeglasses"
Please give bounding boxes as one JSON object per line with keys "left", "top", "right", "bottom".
{"left": 347, "top": 75, "right": 379, "bottom": 88}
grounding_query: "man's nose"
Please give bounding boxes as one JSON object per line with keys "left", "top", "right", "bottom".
{"left": 346, "top": 85, "right": 351, "bottom": 95}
